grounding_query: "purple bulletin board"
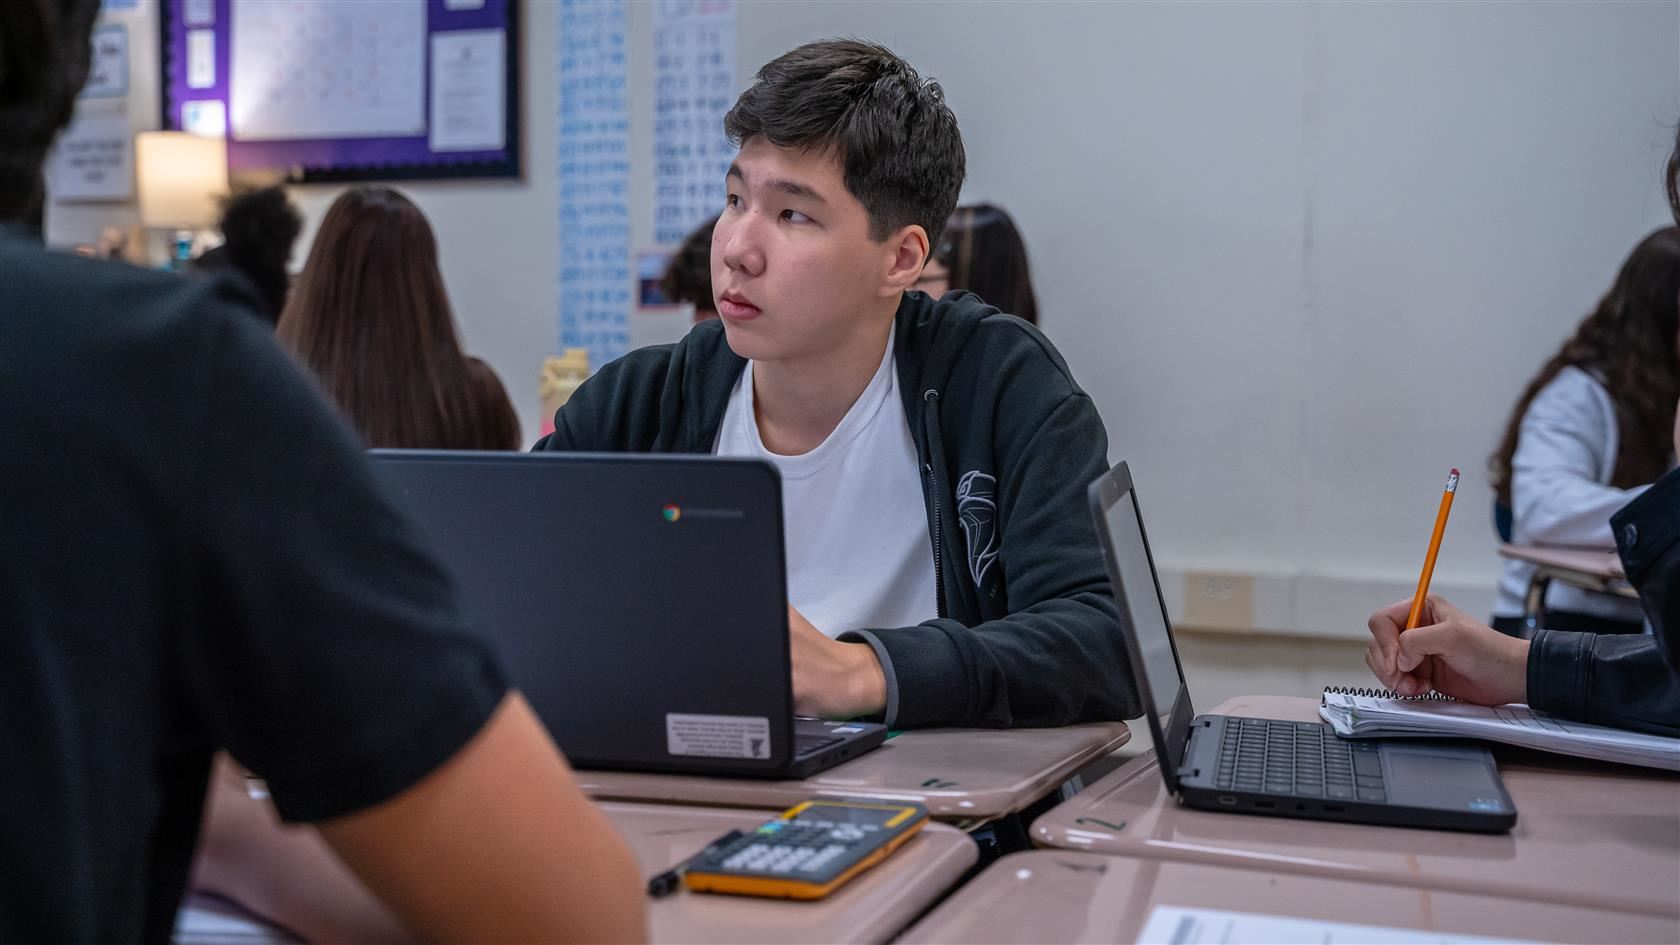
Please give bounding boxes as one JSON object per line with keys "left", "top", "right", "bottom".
{"left": 162, "top": 0, "right": 520, "bottom": 182}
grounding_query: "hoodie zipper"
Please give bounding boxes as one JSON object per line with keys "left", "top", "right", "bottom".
{"left": 923, "top": 389, "right": 947, "bottom": 620}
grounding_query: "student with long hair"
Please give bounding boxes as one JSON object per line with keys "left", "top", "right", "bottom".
{"left": 278, "top": 186, "right": 520, "bottom": 451}
{"left": 916, "top": 203, "right": 1040, "bottom": 325}
{"left": 1487, "top": 226, "right": 1680, "bottom": 635}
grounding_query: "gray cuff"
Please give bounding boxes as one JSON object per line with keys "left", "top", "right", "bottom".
{"left": 1527, "top": 628, "right": 1592, "bottom": 722}
{"left": 842, "top": 629, "right": 900, "bottom": 729}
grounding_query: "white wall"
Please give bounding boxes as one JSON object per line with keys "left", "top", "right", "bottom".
{"left": 46, "top": 0, "right": 1678, "bottom": 641}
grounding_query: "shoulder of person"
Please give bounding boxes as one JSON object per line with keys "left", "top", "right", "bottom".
{"left": 902, "top": 290, "right": 1084, "bottom": 402}
{"left": 3, "top": 239, "right": 266, "bottom": 365}
{"left": 1527, "top": 365, "right": 1617, "bottom": 427}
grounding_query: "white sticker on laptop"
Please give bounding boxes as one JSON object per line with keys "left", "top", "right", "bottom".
{"left": 666, "top": 713, "right": 772, "bottom": 759}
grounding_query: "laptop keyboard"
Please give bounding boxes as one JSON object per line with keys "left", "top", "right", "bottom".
{"left": 795, "top": 734, "right": 842, "bottom": 759}
{"left": 1215, "top": 718, "right": 1387, "bottom": 802}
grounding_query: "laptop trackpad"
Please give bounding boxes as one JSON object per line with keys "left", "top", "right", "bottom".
{"left": 1381, "top": 744, "right": 1508, "bottom": 811}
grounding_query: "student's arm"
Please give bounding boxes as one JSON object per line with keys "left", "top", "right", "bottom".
{"left": 317, "top": 694, "right": 645, "bottom": 944}
{"left": 1612, "top": 464, "right": 1680, "bottom": 675}
{"left": 1510, "top": 370, "right": 1650, "bottom": 545}
{"left": 192, "top": 757, "right": 410, "bottom": 944}
{"left": 1364, "top": 596, "right": 1680, "bottom": 737}
{"left": 840, "top": 393, "right": 1137, "bottom": 729}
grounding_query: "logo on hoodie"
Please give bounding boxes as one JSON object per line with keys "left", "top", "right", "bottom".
{"left": 956, "top": 470, "right": 1000, "bottom": 586}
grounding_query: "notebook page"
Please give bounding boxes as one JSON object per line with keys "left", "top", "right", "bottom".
{"left": 1320, "top": 692, "right": 1680, "bottom": 771}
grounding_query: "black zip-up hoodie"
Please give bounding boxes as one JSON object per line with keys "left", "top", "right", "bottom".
{"left": 533, "top": 291, "right": 1139, "bottom": 729}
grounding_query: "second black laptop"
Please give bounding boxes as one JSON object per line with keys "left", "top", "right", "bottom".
{"left": 1089, "top": 461, "right": 1517, "bottom": 833}
{"left": 370, "top": 450, "right": 886, "bottom": 779}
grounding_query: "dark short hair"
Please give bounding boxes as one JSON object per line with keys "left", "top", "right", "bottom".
{"left": 937, "top": 204, "right": 1040, "bottom": 325}
{"left": 660, "top": 214, "right": 718, "bottom": 310}
{"left": 725, "top": 39, "right": 966, "bottom": 249}
{"left": 0, "top": 0, "right": 101, "bottom": 220}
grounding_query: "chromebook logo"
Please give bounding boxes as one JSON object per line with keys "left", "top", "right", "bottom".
{"left": 662, "top": 505, "right": 682, "bottom": 522}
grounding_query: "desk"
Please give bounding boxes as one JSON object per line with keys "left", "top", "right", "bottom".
{"left": 899, "top": 850, "right": 1680, "bottom": 944}
{"left": 1032, "top": 696, "right": 1680, "bottom": 918}
{"left": 1498, "top": 543, "right": 1636, "bottom": 632}
{"left": 176, "top": 801, "right": 975, "bottom": 945}
{"left": 579, "top": 724, "right": 1129, "bottom": 828}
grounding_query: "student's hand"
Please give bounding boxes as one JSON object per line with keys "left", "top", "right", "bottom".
{"left": 1364, "top": 596, "right": 1530, "bottom": 706}
{"left": 787, "top": 605, "right": 887, "bottom": 720}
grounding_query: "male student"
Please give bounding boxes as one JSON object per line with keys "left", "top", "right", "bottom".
{"left": 537, "top": 40, "right": 1137, "bottom": 729}
{"left": 0, "top": 1, "right": 643, "bottom": 941}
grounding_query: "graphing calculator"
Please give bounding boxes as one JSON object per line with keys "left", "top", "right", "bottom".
{"left": 682, "top": 800, "right": 929, "bottom": 900}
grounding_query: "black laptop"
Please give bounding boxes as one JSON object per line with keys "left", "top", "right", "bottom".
{"left": 369, "top": 450, "right": 887, "bottom": 779}
{"left": 1089, "top": 462, "right": 1517, "bottom": 833}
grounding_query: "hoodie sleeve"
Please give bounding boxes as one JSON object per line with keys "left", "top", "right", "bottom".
{"left": 843, "top": 393, "right": 1135, "bottom": 728}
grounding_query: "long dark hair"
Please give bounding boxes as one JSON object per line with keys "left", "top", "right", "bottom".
{"left": 1490, "top": 226, "right": 1680, "bottom": 504}
{"left": 936, "top": 203, "right": 1039, "bottom": 325}
{"left": 277, "top": 186, "right": 520, "bottom": 450}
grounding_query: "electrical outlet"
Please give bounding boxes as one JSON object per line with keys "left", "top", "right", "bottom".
{"left": 1182, "top": 571, "right": 1255, "bottom": 630}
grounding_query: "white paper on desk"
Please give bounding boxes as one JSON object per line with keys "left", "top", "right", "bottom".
{"left": 1136, "top": 905, "right": 1535, "bottom": 945}
{"left": 229, "top": 0, "right": 424, "bottom": 141}
{"left": 429, "top": 29, "right": 505, "bottom": 152}
{"left": 46, "top": 114, "right": 133, "bottom": 202}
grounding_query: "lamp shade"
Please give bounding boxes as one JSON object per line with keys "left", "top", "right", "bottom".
{"left": 136, "top": 131, "right": 228, "bottom": 229}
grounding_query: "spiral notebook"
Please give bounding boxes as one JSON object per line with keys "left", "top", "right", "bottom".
{"left": 1320, "top": 687, "right": 1680, "bottom": 772}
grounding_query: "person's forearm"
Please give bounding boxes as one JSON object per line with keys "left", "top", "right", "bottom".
{"left": 191, "top": 758, "right": 412, "bottom": 944}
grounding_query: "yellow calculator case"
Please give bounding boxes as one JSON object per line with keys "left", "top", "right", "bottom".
{"left": 682, "top": 800, "right": 928, "bottom": 900}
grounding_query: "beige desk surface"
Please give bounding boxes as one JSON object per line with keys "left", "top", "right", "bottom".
{"left": 175, "top": 802, "right": 976, "bottom": 945}
{"left": 604, "top": 801, "right": 976, "bottom": 944}
{"left": 1498, "top": 543, "right": 1628, "bottom": 579}
{"left": 579, "top": 723, "right": 1130, "bottom": 823}
{"left": 900, "top": 850, "right": 1680, "bottom": 944}
{"left": 1031, "top": 695, "right": 1680, "bottom": 918}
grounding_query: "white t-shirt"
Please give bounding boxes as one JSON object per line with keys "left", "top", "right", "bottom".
{"left": 714, "top": 336, "right": 938, "bottom": 637}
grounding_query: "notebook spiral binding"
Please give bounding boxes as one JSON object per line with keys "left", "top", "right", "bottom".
{"left": 1322, "top": 685, "right": 1455, "bottom": 702}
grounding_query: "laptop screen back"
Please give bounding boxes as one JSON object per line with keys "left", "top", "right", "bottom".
{"left": 1105, "top": 492, "right": 1186, "bottom": 733}
{"left": 1090, "top": 464, "right": 1195, "bottom": 789}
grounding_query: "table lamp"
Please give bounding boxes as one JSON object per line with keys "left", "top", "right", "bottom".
{"left": 135, "top": 130, "right": 228, "bottom": 270}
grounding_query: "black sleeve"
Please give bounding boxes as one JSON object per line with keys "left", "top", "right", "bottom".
{"left": 1526, "top": 630, "right": 1680, "bottom": 737}
{"left": 1611, "top": 467, "right": 1680, "bottom": 676}
{"left": 176, "top": 312, "right": 508, "bottom": 823}
{"left": 844, "top": 394, "right": 1136, "bottom": 728}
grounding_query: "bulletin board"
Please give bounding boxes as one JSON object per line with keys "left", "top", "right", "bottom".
{"left": 161, "top": 0, "right": 520, "bottom": 182}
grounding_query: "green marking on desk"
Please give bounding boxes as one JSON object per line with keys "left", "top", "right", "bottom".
{"left": 1074, "top": 816, "right": 1126, "bottom": 831}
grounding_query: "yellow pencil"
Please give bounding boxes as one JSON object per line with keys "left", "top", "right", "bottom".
{"left": 1405, "top": 469, "right": 1459, "bottom": 631}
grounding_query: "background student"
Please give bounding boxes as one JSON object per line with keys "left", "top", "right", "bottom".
{"left": 915, "top": 202, "right": 1040, "bottom": 326}
{"left": 278, "top": 186, "right": 521, "bottom": 451}
{"left": 0, "top": 2, "right": 644, "bottom": 939}
{"left": 1488, "top": 225, "right": 1680, "bottom": 635}
{"left": 661, "top": 213, "right": 721, "bottom": 321}
{"left": 190, "top": 185, "right": 303, "bottom": 327}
